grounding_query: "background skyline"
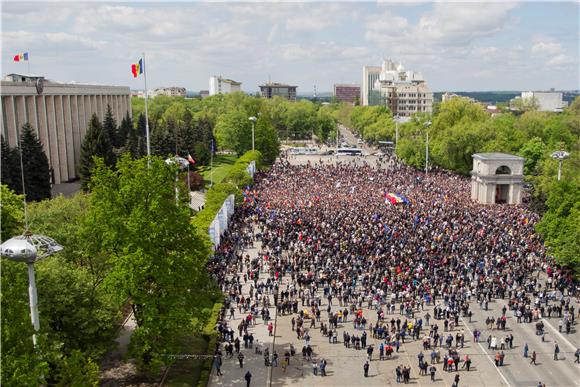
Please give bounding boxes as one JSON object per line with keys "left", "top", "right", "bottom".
{"left": 2, "top": 1, "right": 579, "bottom": 92}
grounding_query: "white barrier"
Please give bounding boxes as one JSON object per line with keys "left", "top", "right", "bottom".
{"left": 246, "top": 160, "right": 256, "bottom": 178}
{"left": 208, "top": 194, "right": 235, "bottom": 249}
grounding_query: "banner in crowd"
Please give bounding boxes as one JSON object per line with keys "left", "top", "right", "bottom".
{"left": 384, "top": 192, "right": 409, "bottom": 205}
{"left": 246, "top": 160, "right": 256, "bottom": 178}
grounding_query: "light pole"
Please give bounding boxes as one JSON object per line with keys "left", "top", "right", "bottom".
{"left": 424, "top": 120, "right": 431, "bottom": 174}
{"left": 394, "top": 114, "right": 400, "bottom": 149}
{"left": 249, "top": 116, "right": 257, "bottom": 151}
{"left": 165, "top": 156, "right": 189, "bottom": 204}
{"left": 551, "top": 150, "right": 570, "bottom": 181}
{"left": 1, "top": 232, "right": 63, "bottom": 347}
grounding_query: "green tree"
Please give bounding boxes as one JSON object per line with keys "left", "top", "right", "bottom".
{"left": 56, "top": 350, "right": 99, "bottom": 387}
{"left": 117, "top": 112, "right": 133, "bottom": 149}
{"left": 518, "top": 137, "right": 547, "bottom": 176}
{"left": 103, "top": 104, "right": 117, "bottom": 148}
{"left": 84, "top": 156, "right": 212, "bottom": 372}
{"left": 20, "top": 124, "right": 51, "bottom": 201}
{"left": 215, "top": 109, "right": 252, "bottom": 155}
{"left": 1, "top": 137, "right": 22, "bottom": 195}
{"left": 254, "top": 116, "right": 280, "bottom": 164}
{"left": 79, "top": 114, "right": 115, "bottom": 190}
{"left": 0, "top": 184, "right": 23, "bottom": 241}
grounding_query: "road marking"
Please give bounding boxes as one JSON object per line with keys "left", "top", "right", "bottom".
{"left": 541, "top": 318, "right": 577, "bottom": 352}
{"left": 460, "top": 317, "right": 512, "bottom": 387}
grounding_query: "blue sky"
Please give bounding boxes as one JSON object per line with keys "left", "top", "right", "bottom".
{"left": 2, "top": 1, "right": 578, "bottom": 92}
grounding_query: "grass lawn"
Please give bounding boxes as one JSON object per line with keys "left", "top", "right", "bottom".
{"left": 197, "top": 155, "right": 237, "bottom": 186}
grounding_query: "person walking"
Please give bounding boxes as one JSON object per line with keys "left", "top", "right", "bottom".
{"left": 554, "top": 343, "right": 560, "bottom": 360}
{"left": 575, "top": 348, "right": 580, "bottom": 363}
{"left": 238, "top": 351, "right": 245, "bottom": 368}
{"left": 453, "top": 374, "right": 460, "bottom": 387}
{"left": 429, "top": 365, "right": 437, "bottom": 382}
{"left": 530, "top": 351, "right": 537, "bottom": 365}
{"left": 213, "top": 354, "right": 223, "bottom": 376}
{"left": 364, "top": 360, "right": 370, "bottom": 377}
{"left": 523, "top": 342, "right": 529, "bottom": 358}
{"left": 244, "top": 370, "right": 252, "bottom": 387}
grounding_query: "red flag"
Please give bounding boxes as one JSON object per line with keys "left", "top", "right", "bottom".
{"left": 187, "top": 154, "right": 195, "bottom": 164}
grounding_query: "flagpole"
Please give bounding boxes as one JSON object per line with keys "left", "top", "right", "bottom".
{"left": 27, "top": 52, "right": 30, "bottom": 74}
{"left": 142, "top": 52, "right": 151, "bottom": 162}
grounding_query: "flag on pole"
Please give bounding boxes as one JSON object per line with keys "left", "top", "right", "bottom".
{"left": 131, "top": 58, "right": 143, "bottom": 78}
{"left": 13, "top": 52, "right": 29, "bottom": 62}
{"left": 187, "top": 154, "right": 196, "bottom": 164}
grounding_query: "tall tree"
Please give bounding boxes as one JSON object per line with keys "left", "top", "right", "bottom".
{"left": 117, "top": 112, "right": 133, "bottom": 149}
{"left": 84, "top": 156, "right": 211, "bottom": 372}
{"left": 79, "top": 114, "right": 115, "bottom": 190}
{"left": 103, "top": 105, "right": 117, "bottom": 148}
{"left": 20, "top": 124, "right": 51, "bottom": 201}
{"left": 1, "top": 136, "right": 21, "bottom": 194}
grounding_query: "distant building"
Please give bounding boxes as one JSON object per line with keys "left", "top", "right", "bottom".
{"left": 1, "top": 73, "right": 131, "bottom": 184}
{"left": 363, "top": 60, "right": 433, "bottom": 116}
{"left": 511, "top": 91, "right": 567, "bottom": 112}
{"left": 333, "top": 84, "right": 361, "bottom": 105}
{"left": 441, "top": 92, "right": 476, "bottom": 103}
{"left": 259, "top": 82, "right": 297, "bottom": 101}
{"left": 362, "top": 66, "right": 381, "bottom": 106}
{"left": 152, "top": 86, "right": 186, "bottom": 97}
{"left": 199, "top": 90, "right": 209, "bottom": 99}
{"left": 209, "top": 76, "right": 241, "bottom": 96}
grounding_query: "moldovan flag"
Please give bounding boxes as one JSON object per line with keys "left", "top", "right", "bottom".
{"left": 131, "top": 58, "right": 143, "bottom": 78}
{"left": 13, "top": 52, "right": 29, "bottom": 62}
{"left": 187, "top": 154, "right": 196, "bottom": 164}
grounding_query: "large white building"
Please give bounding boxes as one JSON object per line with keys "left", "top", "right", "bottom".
{"left": 1, "top": 74, "right": 131, "bottom": 184}
{"left": 518, "top": 91, "right": 567, "bottom": 112}
{"left": 362, "top": 60, "right": 433, "bottom": 117}
{"left": 209, "top": 76, "right": 241, "bottom": 96}
{"left": 362, "top": 66, "right": 381, "bottom": 106}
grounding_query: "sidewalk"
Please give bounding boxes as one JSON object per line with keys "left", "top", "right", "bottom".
{"left": 208, "top": 236, "right": 278, "bottom": 387}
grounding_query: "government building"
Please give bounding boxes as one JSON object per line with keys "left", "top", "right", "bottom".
{"left": 1, "top": 74, "right": 131, "bottom": 184}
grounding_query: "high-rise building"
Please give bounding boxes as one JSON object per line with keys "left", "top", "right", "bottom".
{"left": 259, "top": 82, "right": 297, "bottom": 101}
{"left": 362, "top": 66, "right": 381, "bottom": 106}
{"left": 1, "top": 73, "right": 131, "bottom": 184}
{"left": 209, "top": 76, "right": 241, "bottom": 96}
{"left": 333, "top": 84, "right": 361, "bottom": 105}
{"left": 363, "top": 59, "right": 433, "bottom": 116}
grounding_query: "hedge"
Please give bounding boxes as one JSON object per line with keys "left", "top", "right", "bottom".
{"left": 196, "top": 302, "right": 223, "bottom": 387}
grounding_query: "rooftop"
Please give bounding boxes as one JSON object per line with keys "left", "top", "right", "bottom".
{"left": 473, "top": 153, "right": 525, "bottom": 161}
{"left": 260, "top": 83, "right": 297, "bottom": 88}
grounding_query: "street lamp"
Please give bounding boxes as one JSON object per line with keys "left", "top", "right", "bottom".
{"left": 551, "top": 150, "right": 570, "bottom": 181}
{"left": 423, "top": 120, "right": 432, "bottom": 174}
{"left": 1, "top": 232, "right": 63, "bottom": 347}
{"left": 249, "top": 116, "right": 257, "bottom": 151}
{"left": 165, "top": 156, "right": 190, "bottom": 204}
{"left": 394, "top": 114, "right": 400, "bottom": 149}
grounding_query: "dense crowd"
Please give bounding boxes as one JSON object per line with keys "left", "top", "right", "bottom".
{"left": 206, "top": 155, "right": 578, "bottom": 385}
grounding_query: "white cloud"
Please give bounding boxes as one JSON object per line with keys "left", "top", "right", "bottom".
{"left": 532, "top": 40, "right": 562, "bottom": 55}
{"left": 268, "top": 24, "right": 279, "bottom": 43}
{"left": 547, "top": 54, "right": 573, "bottom": 66}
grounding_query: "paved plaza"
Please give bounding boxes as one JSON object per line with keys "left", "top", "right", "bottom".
{"left": 209, "top": 147, "right": 580, "bottom": 387}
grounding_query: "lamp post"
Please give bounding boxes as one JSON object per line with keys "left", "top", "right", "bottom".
{"left": 165, "top": 156, "right": 189, "bottom": 204}
{"left": 394, "top": 114, "right": 400, "bottom": 149}
{"left": 424, "top": 120, "right": 431, "bottom": 174}
{"left": 249, "top": 116, "right": 257, "bottom": 151}
{"left": 1, "top": 232, "right": 63, "bottom": 347}
{"left": 551, "top": 150, "right": 570, "bottom": 181}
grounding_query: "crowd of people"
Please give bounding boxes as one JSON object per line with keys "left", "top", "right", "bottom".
{"left": 205, "top": 154, "right": 578, "bottom": 385}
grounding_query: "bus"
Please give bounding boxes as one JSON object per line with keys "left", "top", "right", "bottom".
{"left": 288, "top": 147, "right": 318, "bottom": 155}
{"left": 336, "top": 147, "right": 363, "bottom": 156}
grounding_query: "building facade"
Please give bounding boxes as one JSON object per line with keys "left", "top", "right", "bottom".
{"left": 1, "top": 74, "right": 131, "bottom": 184}
{"left": 362, "top": 66, "right": 381, "bottom": 106}
{"left": 471, "top": 153, "right": 524, "bottom": 205}
{"left": 152, "top": 86, "right": 186, "bottom": 97}
{"left": 333, "top": 84, "right": 361, "bottom": 105}
{"left": 209, "top": 76, "right": 241, "bottom": 96}
{"left": 516, "top": 91, "right": 567, "bottom": 112}
{"left": 367, "top": 59, "right": 433, "bottom": 116}
{"left": 259, "top": 83, "right": 297, "bottom": 101}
